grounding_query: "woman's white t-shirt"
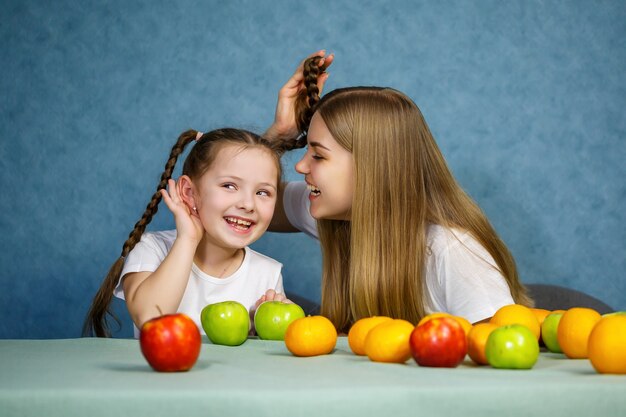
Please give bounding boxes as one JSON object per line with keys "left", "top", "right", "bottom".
{"left": 283, "top": 181, "right": 514, "bottom": 323}
{"left": 113, "top": 230, "right": 283, "bottom": 337}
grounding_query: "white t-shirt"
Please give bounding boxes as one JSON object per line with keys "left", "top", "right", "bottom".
{"left": 113, "top": 230, "right": 283, "bottom": 338}
{"left": 283, "top": 181, "right": 514, "bottom": 323}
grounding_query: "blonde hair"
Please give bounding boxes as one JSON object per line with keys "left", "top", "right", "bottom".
{"left": 300, "top": 79, "right": 531, "bottom": 333}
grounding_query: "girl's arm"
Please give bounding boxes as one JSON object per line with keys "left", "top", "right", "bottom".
{"left": 122, "top": 178, "right": 203, "bottom": 328}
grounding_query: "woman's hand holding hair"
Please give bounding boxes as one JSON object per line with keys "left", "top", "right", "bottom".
{"left": 264, "top": 50, "right": 333, "bottom": 142}
{"left": 160, "top": 178, "right": 204, "bottom": 245}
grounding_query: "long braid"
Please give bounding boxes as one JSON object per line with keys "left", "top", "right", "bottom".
{"left": 82, "top": 130, "right": 198, "bottom": 337}
{"left": 275, "top": 56, "right": 323, "bottom": 152}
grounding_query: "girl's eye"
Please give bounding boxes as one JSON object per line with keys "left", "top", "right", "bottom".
{"left": 257, "top": 190, "right": 272, "bottom": 197}
{"left": 222, "top": 183, "right": 236, "bottom": 190}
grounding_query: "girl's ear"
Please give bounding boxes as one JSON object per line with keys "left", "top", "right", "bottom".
{"left": 178, "top": 175, "right": 197, "bottom": 212}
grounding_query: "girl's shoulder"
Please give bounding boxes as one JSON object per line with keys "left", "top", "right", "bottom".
{"left": 135, "top": 230, "right": 177, "bottom": 253}
{"left": 244, "top": 247, "right": 283, "bottom": 270}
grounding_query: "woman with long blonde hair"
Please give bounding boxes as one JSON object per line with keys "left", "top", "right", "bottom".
{"left": 267, "top": 52, "right": 531, "bottom": 333}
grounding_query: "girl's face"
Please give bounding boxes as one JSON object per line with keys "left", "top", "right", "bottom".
{"left": 295, "top": 113, "right": 354, "bottom": 220}
{"left": 192, "top": 145, "right": 278, "bottom": 249}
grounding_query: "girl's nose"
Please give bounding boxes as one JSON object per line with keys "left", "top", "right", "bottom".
{"left": 237, "top": 193, "right": 255, "bottom": 212}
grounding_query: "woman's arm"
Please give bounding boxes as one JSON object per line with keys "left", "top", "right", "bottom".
{"left": 263, "top": 50, "right": 333, "bottom": 142}
{"left": 265, "top": 50, "right": 333, "bottom": 232}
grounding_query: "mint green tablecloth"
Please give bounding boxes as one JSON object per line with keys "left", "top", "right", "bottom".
{"left": 1, "top": 337, "right": 624, "bottom": 417}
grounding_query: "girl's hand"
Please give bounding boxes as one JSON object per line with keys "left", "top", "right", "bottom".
{"left": 249, "top": 290, "right": 294, "bottom": 335}
{"left": 252, "top": 289, "right": 293, "bottom": 311}
{"left": 265, "top": 50, "right": 334, "bottom": 141}
{"left": 160, "top": 178, "right": 204, "bottom": 244}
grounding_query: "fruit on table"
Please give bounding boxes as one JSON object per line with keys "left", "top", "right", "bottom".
{"left": 364, "top": 319, "right": 414, "bottom": 363}
{"left": 201, "top": 301, "right": 250, "bottom": 346}
{"left": 410, "top": 317, "right": 468, "bottom": 368}
{"left": 285, "top": 315, "right": 338, "bottom": 357}
{"left": 541, "top": 312, "right": 564, "bottom": 353}
{"left": 140, "top": 312, "right": 202, "bottom": 372}
{"left": 467, "top": 322, "right": 499, "bottom": 365}
{"left": 254, "top": 301, "right": 305, "bottom": 341}
{"left": 490, "top": 304, "right": 540, "bottom": 340}
{"left": 530, "top": 308, "right": 551, "bottom": 345}
{"left": 588, "top": 314, "right": 626, "bottom": 374}
{"left": 485, "top": 324, "right": 540, "bottom": 369}
{"left": 417, "top": 312, "right": 472, "bottom": 337}
{"left": 557, "top": 307, "right": 601, "bottom": 359}
{"left": 348, "top": 316, "right": 392, "bottom": 355}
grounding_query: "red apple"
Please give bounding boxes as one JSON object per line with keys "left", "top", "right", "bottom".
{"left": 140, "top": 312, "right": 202, "bottom": 372}
{"left": 409, "top": 317, "right": 467, "bottom": 367}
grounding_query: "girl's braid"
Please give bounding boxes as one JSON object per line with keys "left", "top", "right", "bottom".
{"left": 120, "top": 130, "right": 196, "bottom": 258}
{"left": 277, "top": 56, "right": 323, "bottom": 152}
{"left": 82, "top": 130, "right": 197, "bottom": 337}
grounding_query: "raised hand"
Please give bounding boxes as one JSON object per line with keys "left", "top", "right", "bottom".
{"left": 265, "top": 50, "right": 334, "bottom": 142}
{"left": 160, "top": 178, "right": 204, "bottom": 244}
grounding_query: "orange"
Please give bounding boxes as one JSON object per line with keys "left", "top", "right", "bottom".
{"left": 467, "top": 322, "right": 499, "bottom": 365}
{"left": 418, "top": 313, "right": 472, "bottom": 337}
{"left": 588, "top": 314, "right": 626, "bottom": 374}
{"left": 490, "top": 304, "right": 541, "bottom": 340}
{"left": 417, "top": 312, "right": 452, "bottom": 327}
{"left": 284, "top": 316, "right": 338, "bottom": 357}
{"left": 347, "top": 316, "right": 392, "bottom": 355}
{"left": 530, "top": 308, "right": 551, "bottom": 326}
{"left": 364, "top": 319, "right": 415, "bottom": 363}
{"left": 557, "top": 307, "right": 601, "bottom": 359}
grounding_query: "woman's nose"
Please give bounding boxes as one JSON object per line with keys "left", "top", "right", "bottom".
{"left": 295, "top": 154, "right": 309, "bottom": 174}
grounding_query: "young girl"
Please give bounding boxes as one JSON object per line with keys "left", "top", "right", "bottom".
{"left": 84, "top": 128, "right": 289, "bottom": 337}
{"left": 266, "top": 52, "right": 532, "bottom": 333}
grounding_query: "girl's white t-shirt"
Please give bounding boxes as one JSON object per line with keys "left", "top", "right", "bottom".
{"left": 113, "top": 230, "right": 283, "bottom": 337}
{"left": 283, "top": 181, "right": 514, "bottom": 323}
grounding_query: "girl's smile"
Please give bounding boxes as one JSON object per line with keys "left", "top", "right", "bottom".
{"left": 224, "top": 215, "right": 256, "bottom": 233}
{"left": 192, "top": 145, "right": 278, "bottom": 249}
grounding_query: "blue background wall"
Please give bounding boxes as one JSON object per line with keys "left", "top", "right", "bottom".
{"left": 1, "top": 0, "right": 624, "bottom": 339}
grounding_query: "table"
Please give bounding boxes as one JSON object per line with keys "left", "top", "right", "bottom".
{"left": 1, "top": 337, "right": 624, "bottom": 417}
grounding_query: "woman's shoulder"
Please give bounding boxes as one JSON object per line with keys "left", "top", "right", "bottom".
{"left": 426, "top": 224, "right": 486, "bottom": 256}
{"left": 427, "top": 224, "right": 468, "bottom": 249}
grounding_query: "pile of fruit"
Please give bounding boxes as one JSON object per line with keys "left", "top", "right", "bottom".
{"left": 137, "top": 301, "right": 626, "bottom": 375}
{"left": 345, "top": 305, "right": 626, "bottom": 374}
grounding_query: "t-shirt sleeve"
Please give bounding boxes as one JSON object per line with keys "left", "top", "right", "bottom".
{"left": 283, "top": 181, "right": 319, "bottom": 240}
{"left": 274, "top": 273, "right": 285, "bottom": 294}
{"left": 113, "top": 232, "right": 171, "bottom": 300}
{"left": 437, "top": 232, "right": 515, "bottom": 323}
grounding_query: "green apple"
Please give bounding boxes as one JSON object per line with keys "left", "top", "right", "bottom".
{"left": 541, "top": 312, "right": 564, "bottom": 353}
{"left": 254, "top": 301, "right": 305, "bottom": 340}
{"left": 602, "top": 311, "right": 626, "bottom": 317}
{"left": 201, "top": 301, "right": 250, "bottom": 346}
{"left": 485, "top": 324, "right": 540, "bottom": 369}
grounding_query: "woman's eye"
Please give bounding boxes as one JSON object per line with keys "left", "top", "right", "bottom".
{"left": 312, "top": 154, "right": 323, "bottom": 160}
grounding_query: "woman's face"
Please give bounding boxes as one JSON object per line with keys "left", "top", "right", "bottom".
{"left": 295, "top": 113, "right": 354, "bottom": 220}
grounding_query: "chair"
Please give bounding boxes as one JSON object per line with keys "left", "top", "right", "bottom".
{"left": 286, "top": 292, "right": 320, "bottom": 316}
{"left": 526, "top": 283, "right": 614, "bottom": 314}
